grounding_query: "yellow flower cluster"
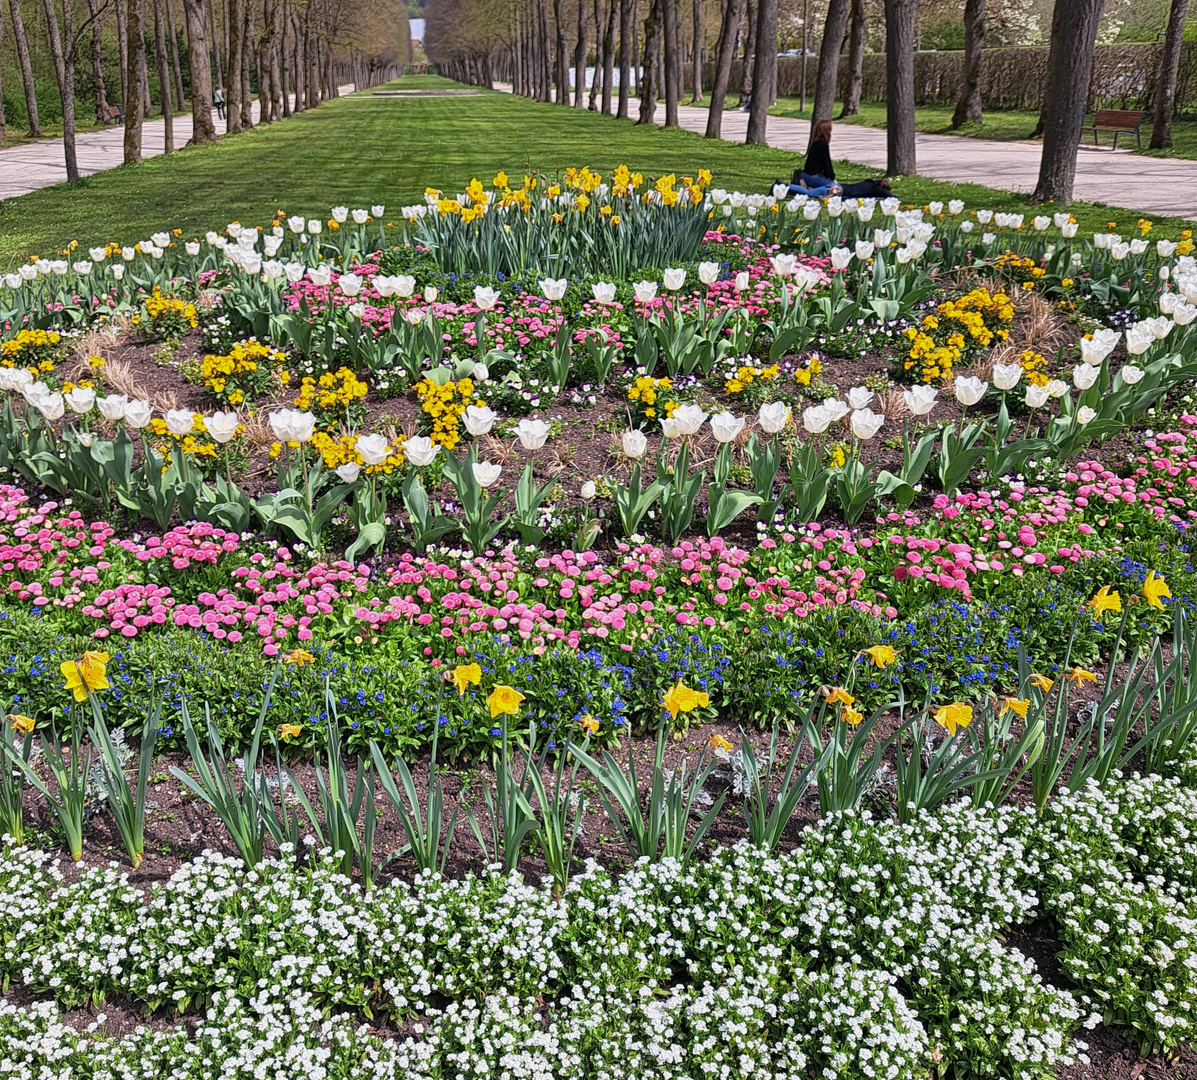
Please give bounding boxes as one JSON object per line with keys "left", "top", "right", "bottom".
{"left": 294, "top": 366, "right": 368, "bottom": 418}
{"left": 1017, "top": 349, "right": 1049, "bottom": 387}
{"left": 650, "top": 171, "right": 708, "bottom": 208}
{"left": 415, "top": 376, "right": 481, "bottom": 449}
{"left": 794, "top": 354, "right": 823, "bottom": 387}
{"left": 142, "top": 287, "right": 198, "bottom": 330}
{"left": 1, "top": 328, "right": 61, "bottom": 372}
{"left": 627, "top": 375, "right": 678, "bottom": 419}
{"left": 149, "top": 414, "right": 219, "bottom": 458}
{"left": 310, "top": 431, "right": 406, "bottom": 475}
{"left": 725, "top": 363, "right": 781, "bottom": 395}
{"left": 201, "top": 340, "right": 287, "bottom": 405}
{"left": 903, "top": 288, "right": 1013, "bottom": 382}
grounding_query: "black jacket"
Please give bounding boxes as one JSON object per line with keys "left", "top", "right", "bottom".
{"left": 803, "top": 140, "right": 835, "bottom": 182}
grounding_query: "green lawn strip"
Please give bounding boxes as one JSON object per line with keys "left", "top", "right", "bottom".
{"left": 1, "top": 89, "right": 1191, "bottom": 262}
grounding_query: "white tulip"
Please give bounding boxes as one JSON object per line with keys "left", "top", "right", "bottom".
{"left": 515, "top": 417, "right": 551, "bottom": 450}
{"left": 336, "top": 273, "right": 362, "bottom": 298}
{"left": 97, "top": 394, "right": 127, "bottom": 421}
{"left": 463, "top": 404, "right": 497, "bottom": 436}
{"left": 89, "top": 247, "right": 107, "bottom": 261}
{"left": 64, "top": 387, "right": 95, "bottom": 414}
{"left": 472, "top": 461, "right": 502, "bottom": 488}
{"left": 1045, "top": 379, "right": 1070, "bottom": 398}
{"left": 698, "top": 261, "right": 720, "bottom": 285}
{"left": 959, "top": 221, "right": 975, "bottom": 234}
{"left": 390, "top": 275, "right": 416, "bottom": 298}
{"left": 283, "top": 262, "right": 305, "bottom": 284}
{"left": 1072, "top": 363, "right": 1100, "bottom": 390}
{"left": 592, "top": 281, "right": 617, "bottom": 305}
{"left": 402, "top": 435, "right": 440, "bottom": 467}
{"left": 307, "top": 265, "right": 332, "bottom": 287}
{"left": 802, "top": 200, "right": 822, "bottom": 220}
{"left": 622, "top": 429, "right": 648, "bottom": 458}
{"left": 1173, "top": 301, "right": 1197, "bottom": 326}
{"left": 758, "top": 402, "right": 791, "bottom": 433}
{"left": 663, "top": 268, "right": 686, "bottom": 291}
{"left": 671, "top": 403, "right": 708, "bottom": 436}
{"left": 201, "top": 411, "right": 238, "bottom": 444}
{"left": 1119, "top": 364, "right": 1145, "bottom": 386}
{"left": 822, "top": 398, "right": 850, "bottom": 423}
{"left": 1033, "top": 216, "right": 1051, "bottom": 231}
{"left": 335, "top": 462, "right": 361, "bottom": 483}
{"left": 903, "top": 385, "right": 938, "bottom": 416}
{"left": 1146, "top": 315, "right": 1174, "bottom": 339}
{"left": 123, "top": 399, "right": 153, "bottom": 428}
{"left": 633, "top": 280, "right": 658, "bottom": 303}
{"left": 424, "top": 285, "right": 439, "bottom": 303}
{"left": 472, "top": 362, "right": 489, "bottom": 382}
{"left": 1025, "top": 384, "right": 1050, "bottom": 409}
{"left": 850, "top": 408, "right": 884, "bottom": 440}
{"left": 709, "top": 411, "right": 745, "bottom": 443}
{"left": 992, "top": 363, "right": 1022, "bottom": 390}
{"left": 77, "top": 432, "right": 94, "bottom": 448}
{"left": 855, "top": 240, "right": 875, "bottom": 261}
{"left": 1076, "top": 406, "right": 1097, "bottom": 425}
{"left": 1158, "top": 240, "right": 1178, "bottom": 258}
{"left": 121, "top": 246, "right": 136, "bottom": 261}
{"left": 164, "top": 409, "right": 193, "bottom": 437}
{"left": 288, "top": 215, "right": 306, "bottom": 233}
{"left": 949, "top": 200, "right": 965, "bottom": 215}
{"left": 802, "top": 405, "right": 832, "bottom": 434}
{"left": 21, "top": 381, "right": 50, "bottom": 407}
{"left": 580, "top": 480, "right": 597, "bottom": 500}
{"left": 1126, "top": 326, "right": 1154, "bottom": 355}
{"left": 734, "top": 271, "right": 750, "bottom": 291}
{"left": 331, "top": 206, "right": 349, "bottom": 223}
{"left": 846, "top": 386, "right": 873, "bottom": 410}
{"left": 473, "top": 286, "right": 500, "bottom": 310}
{"left": 954, "top": 376, "right": 987, "bottom": 406}
{"left": 352, "top": 209, "right": 369, "bottom": 225}
{"left": 874, "top": 229, "right": 894, "bottom": 248}
{"left": 351, "top": 433, "right": 387, "bottom": 466}
{"left": 72, "top": 260, "right": 93, "bottom": 275}
{"left": 770, "top": 253, "right": 797, "bottom": 277}
{"left": 307, "top": 219, "right": 322, "bottom": 235}
{"left": 540, "top": 277, "right": 568, "bottom": 301}
{"left": 881, "top": 197, "right": 900, "bottom": 216}
{"left": 1079, "top": 337, "right": 1112, "bottom": 365}
{"left": 982, "top": 232, "right": 996, "bottom": 246}
{"left": 1130, "top": 238, "right": 1148, "bottom": 255}
{"left": 372, "top": 205, "right": 385, "bottom": 217}
{"left": 37, "top": 393, "right": 65, "bottom": 421}
{"left": 830, "top": 247, "right": 853, "bottom": 270}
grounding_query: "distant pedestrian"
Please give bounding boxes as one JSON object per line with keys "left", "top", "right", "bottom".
{"left": 214, "top": 87, "right": 226, "bottom": 120}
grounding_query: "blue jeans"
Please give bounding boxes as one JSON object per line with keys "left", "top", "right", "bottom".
{"left": 787, "top": 181, "right": 837, "bottom": 199}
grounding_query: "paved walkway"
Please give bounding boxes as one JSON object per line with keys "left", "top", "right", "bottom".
{"left": 493, "top": 83, "right": 1197, "bottom": 220}
{"left": 0, "top": 86, "right": 356, "bottom": 200}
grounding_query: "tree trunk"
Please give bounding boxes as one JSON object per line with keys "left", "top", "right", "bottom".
{"left": 124, "top": 0, "right": 145, "bottom": 161}
{"left": 745, "top": 0, "right": 775, "bottom": 143}
{"left": 83, "top": 0, "right": 110, "bottom": 124}
{"left": 241, "top": 0, "right": 254, "bottom": 126}
{"left": 8, "top": 0, "right": 41, "bottom": 136}
{"left": 617, "top": 0, "right": 631, "bottom": 116}
{"left": 292, "top": 9, "right": 304, "bottom": 109}
{"left": 552, "top": 0, "right": 568, "bottom": 103}
{"left": 1151, "top": 0, "right": 1188, "bottom": 149}
{"left": 810, "top": 0, "right": 849, "bottom": 134}
{"left": 41, "top": 0, "right": 79, "bottom": 182}
{"left": 207, "top": 0, "right": 222, "bottom": 91}
{"left": 257, "top": 0, "right": 272, "bottom": 121}
{"left": 705, "top": 0, "right": 742, "bottom": 138}
{"left": 589, "top": 0, "right": 602, "bottom": 108}
{"left": 691, "top": 0, "right": 702, "bottom": 102}
{"left": 280, "top": 0, "right": 291, "bottom": 115}
{"left": 0, "top": 13, "right": 5, "bottom": 143}
{"left": 601, "top": 0, "right": 616, "bottom": 112}
{"left": 227, "top": 0, "right": 243, "bottom": 130}
{"left": 740, "top": 0, "right": 755, "bottom": 99}
{"left": 951, "top": 0, "right": 985, "bottom": 127}
{"left": 167, "top": 0, "right": 186, "bottom": 107}
{"left": 1032, "top": 0, "right": 1105, "bottom": 204}
{"left": 184, "top": 0, "right": 218, "bottom": 142}
{"left": 140, "top": 0, "right": 153, "bottom": 117}
{"left": 662, "top": 0, "right": 680, "bottom": 125}
{"left": 883, "top": 0, "right": 916, "bottom": 175}
{"left": 638, "top": 0, "right": 660, "bottom": 123}
{"left": 839, "top": 0, "right": 864, "bottom": 117}
{"left": 269, "top": 2, "right": 283, "bottom": 118}
{"left": 154, "top": 0, "right": 175, "bottom": 151}
{"left": 574, "top": 0, "right": 587, "bottom": 105}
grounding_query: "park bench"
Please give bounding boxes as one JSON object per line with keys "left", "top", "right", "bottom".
{"left": 104, "top": 104, "right": 124, "bottom": 124}
{"left": 1082, "top": 109, "right": 1150, "bottom": 149}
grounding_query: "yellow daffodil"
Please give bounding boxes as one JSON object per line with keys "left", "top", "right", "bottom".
{"left": 708, "top": 733, "right": 734, "bottom": 752}
{"left": 493, "top": 170, "right": 509, "bottom": 189}
{"left": 861, "top": 644, "right": 896, "bottom": 669}
{"left": 60, "top": 651, "right": 110, "bottom": 702}
{"left": 488, "top": 684, "right": 525, "bottom": 718}
{"left": 7, "top": 714, "right": 35, "bottom": 735}
{"left": 278, "top": 723, "right": 303, "bottom": 740}
{"left": 579, "top": 714, "right": 600, "bottom": 736}
{"left": 284, "top": 648, "right": 315, "bottom": 666}
{"left": 662, "top": 681, "right": 710, "bottom": 721}
{"left": 840, "top": 704, "right": 864, "bottom": 726}
{"left": 933, "top": 702, "right": 973, "bottom": 736}
{"left": 1086, "top": 585, "right": 1121, "bottom": 619}
{"left": 1143, "top": 571, "right": 1171, "bottom": 611}
{"left": 1067, "top": 667, "right": 1098, "bottom": 687}
{"left": 998, "top": 697, "right": 1030, "bottom": 719}
{"left": 452, "top": 662, "right": 482, "bottom": 697}
{"left": 1029, "top": 674, "right": 1054, "bottom": 693}
{"left": 822, "top": 686, "right": 855, "bottom": 707}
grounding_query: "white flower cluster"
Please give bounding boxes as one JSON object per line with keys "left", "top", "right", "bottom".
{"left": 6, "top": 772, "right": 1197, "bottom": 1076}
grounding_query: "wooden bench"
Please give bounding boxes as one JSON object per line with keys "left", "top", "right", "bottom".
{"left": 104, "top": 104, "right": 124, "bottom": 124}
{"left": 1082, "top": 109, "right": 1150, "bottom": 149}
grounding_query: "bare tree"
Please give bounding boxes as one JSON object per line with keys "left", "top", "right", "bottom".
{"left": 167, "top": 0, "right": 186, "bottom": 107}
{"left": 83, "top": 0, "right": 111, "bottom": 124}
{"left": 951, "top": 0, "right": 985, "bottom": 127}
{"left": 1032, "top": 0, "right": 1105, "bottom": 204}
{"left": 839, "top": 0, "right": 864, "bottom": 117}
{"left": 883, "top": 0, "right": 916, "bottom": 175}
{"left": 601, "top": 0, "right": 616, "bottom": 111}
{"left": 638, "top": 0, "right": 660, "bottom": 123}
{"left": 617, "top": 0, "right": 631, "bottom": 116}
{"left": 691, "top": 0, "right": 701, "bottom": 102}
{"left": 739, "top": 0, "right": 755, "bottom": 101}
{"left": 705, "top": 0, "right": 742, "bottom": 138}
{"left": 184, "top": 0, "right": 218, "bottom": 141}
{"left": 553, "top": 0, "right": 569, "bottom": 102}
{"left": 662, "top": 0, "right": 680, "bottom": 125}
{"left": 124, "top": 0, "right": 146, "bottom": 161}
{"left": 1151, "top": 0, "right": 1188, "bottom": 149}
{"left": 574, "top": 0, "right": 588, "bottom": 105}
{"left": 8, "top": 0, "right": 41, "bottom": 137}
{"left": 154, "top": 0, "right": 175, "bottom": 152}
{"left": 589, "top": 0, "right": 602, "bottom": 108}
{"left": 745, "top": 0, "right": 775, "bottom": 144}
{"left": 228, "top": 0, "right": 244, "bottom": 130}
{"left": 810, "top": 0, "right": 850, "bottom": 136}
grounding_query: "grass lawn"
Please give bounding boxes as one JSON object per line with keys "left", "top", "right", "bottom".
{"left": 2, "top": 82, "right": 1192, "bottom": 261}
{"left": 761, "top": 96, "right": 1197, "bottom": 160}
